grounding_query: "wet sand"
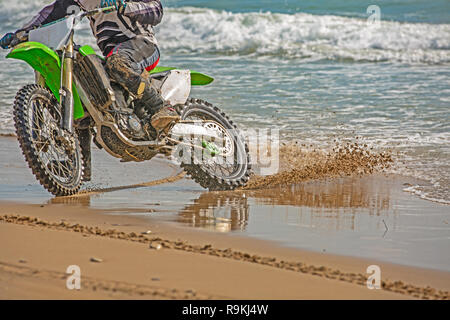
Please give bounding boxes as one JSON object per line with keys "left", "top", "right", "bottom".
{"left": 0, "top": 136, "right": 449, "bottom": 299}
{"left": 1, "top": 203, "right": 449, "bottom": 299}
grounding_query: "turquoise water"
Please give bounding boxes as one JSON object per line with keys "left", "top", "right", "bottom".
{"left": 0, "top": 0, "right": 449, "bottom": 203}
{"left": 168, "top": 0, "right": 450, "bottom": 23}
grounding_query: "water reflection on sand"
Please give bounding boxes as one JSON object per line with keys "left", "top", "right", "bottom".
{"left": 178, "top": 175, "right": 393, "bottom": 233}
{"left": 176, "top": 175, "right": 449, "bottom": 271}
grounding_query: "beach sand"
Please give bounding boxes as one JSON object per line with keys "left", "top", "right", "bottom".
{"left": 0, "top": 136, "right": 449, "bottom": 300}
{"left": 1, "top": 202, "right": 449, "bottom": 300}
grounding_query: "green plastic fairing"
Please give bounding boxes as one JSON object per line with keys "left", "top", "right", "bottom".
{"left": 78, "top": 45, "right": 97, "bottom": 57}
{"left": 150, "top": 66, "right": 214, "bottom": 86}
{"left": 6, "top": 42, "right": 84, "bottom": 119}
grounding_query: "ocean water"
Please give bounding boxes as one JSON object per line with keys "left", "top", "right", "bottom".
{"left": 0, "top": 0, "right": 449, "bottom": 203}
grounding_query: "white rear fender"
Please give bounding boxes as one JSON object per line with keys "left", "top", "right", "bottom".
{"left": 160, "top": 70, "right": 191, "bottom": 106}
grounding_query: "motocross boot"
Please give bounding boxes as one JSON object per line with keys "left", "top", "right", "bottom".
{"left": 136, "top": 80, "right": 165, "bottom": 114}
{"left": 136, "top": 77, "right": 180, "bottom": 133}
{"left": 150, "top": 104, "right": 180, "bottom": 134}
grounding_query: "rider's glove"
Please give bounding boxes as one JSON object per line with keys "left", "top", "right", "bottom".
{"left": 0, "top": 33, "right": 15, "bottom": 49}
{"left": 100, "top": 0, "right": 127, "bottom": 14}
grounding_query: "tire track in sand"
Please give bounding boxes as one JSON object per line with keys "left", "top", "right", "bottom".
{"left": 62, "top": 171, "right": 186, "bottom": 199}
{"left": 0, "top": 261, "right": 222, "bottom": 299}
{"left": 0, "top": 214, "right": 448, "bottom": 300}
{"left": 56, "top": 156, "right": 186, "bottom": 199}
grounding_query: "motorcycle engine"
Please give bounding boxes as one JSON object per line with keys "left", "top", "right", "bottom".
{"left": 117, "top": 112, "right": 147, "bottom": 140}
{"left": 73, "top": 53, "right": 154, "bottom": 142}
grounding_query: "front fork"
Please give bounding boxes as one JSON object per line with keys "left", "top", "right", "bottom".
{"left": 60, "top": 31, "right": 75, "bottom": 133}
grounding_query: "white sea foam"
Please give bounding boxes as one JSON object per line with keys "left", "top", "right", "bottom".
{"left": 156, "top": 7, "right": 450, "bottom": 64}
{"left": 1, "top": 2, "right": 449, "bottom": 63}
{"left": 403, "top": 185, "right": 450, "bottom": 205}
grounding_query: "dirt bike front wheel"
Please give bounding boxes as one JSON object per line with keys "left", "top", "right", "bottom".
{"left": 13, "top": 84, "right": 83, "bottom": 196}
{"left": 177, "top": 98, "right": 252, "bottom": 191}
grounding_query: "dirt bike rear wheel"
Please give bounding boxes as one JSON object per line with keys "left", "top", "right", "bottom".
{"left": 177, "top": 98, "right": 252, "bottom": 191}
{"left": 13, "top": 84, "right": 83, "bottom": 196}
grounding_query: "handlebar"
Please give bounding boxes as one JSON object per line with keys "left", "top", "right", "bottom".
{"left": 2, "top": 5, "right": 117, "bottom": 50}
{"left": 81, "top": 5, "right": 117, "bottom": 18}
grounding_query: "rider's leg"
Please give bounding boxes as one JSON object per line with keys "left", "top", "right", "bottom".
{"left": 104, "top": 36, "right": 178, "bottom": 132}
{"left": 104, "top": 36, "right": 164, "bottom": 114}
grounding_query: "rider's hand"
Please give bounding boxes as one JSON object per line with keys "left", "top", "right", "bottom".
{"left": 0, "top": 32, "right": 15, "bottom": 49}
{"left": 100, "top": 0, "right": 127, "bottom": 14}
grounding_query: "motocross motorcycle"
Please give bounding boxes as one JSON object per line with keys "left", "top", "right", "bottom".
{"left": 4, "top": 7, "right": 251, "bottom": 196}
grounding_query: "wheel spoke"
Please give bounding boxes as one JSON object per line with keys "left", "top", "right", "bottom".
{"left": 13, "top": 85, "right": 82, "bottom": 196}
{"left": 183, "top": 111, "right": 242, "bottom": 180}
{"left": 29, "top": 94, "right": 78, "bottom": 184}
{"left": 36, "top": 140, "right": 49, "bottom": 154}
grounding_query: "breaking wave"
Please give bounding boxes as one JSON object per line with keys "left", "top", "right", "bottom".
{"left": 1, "top": 1, "right": 449, "bottom": 64}
{"left": 158, "top": 7, "right": 450, "bottom": 64}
